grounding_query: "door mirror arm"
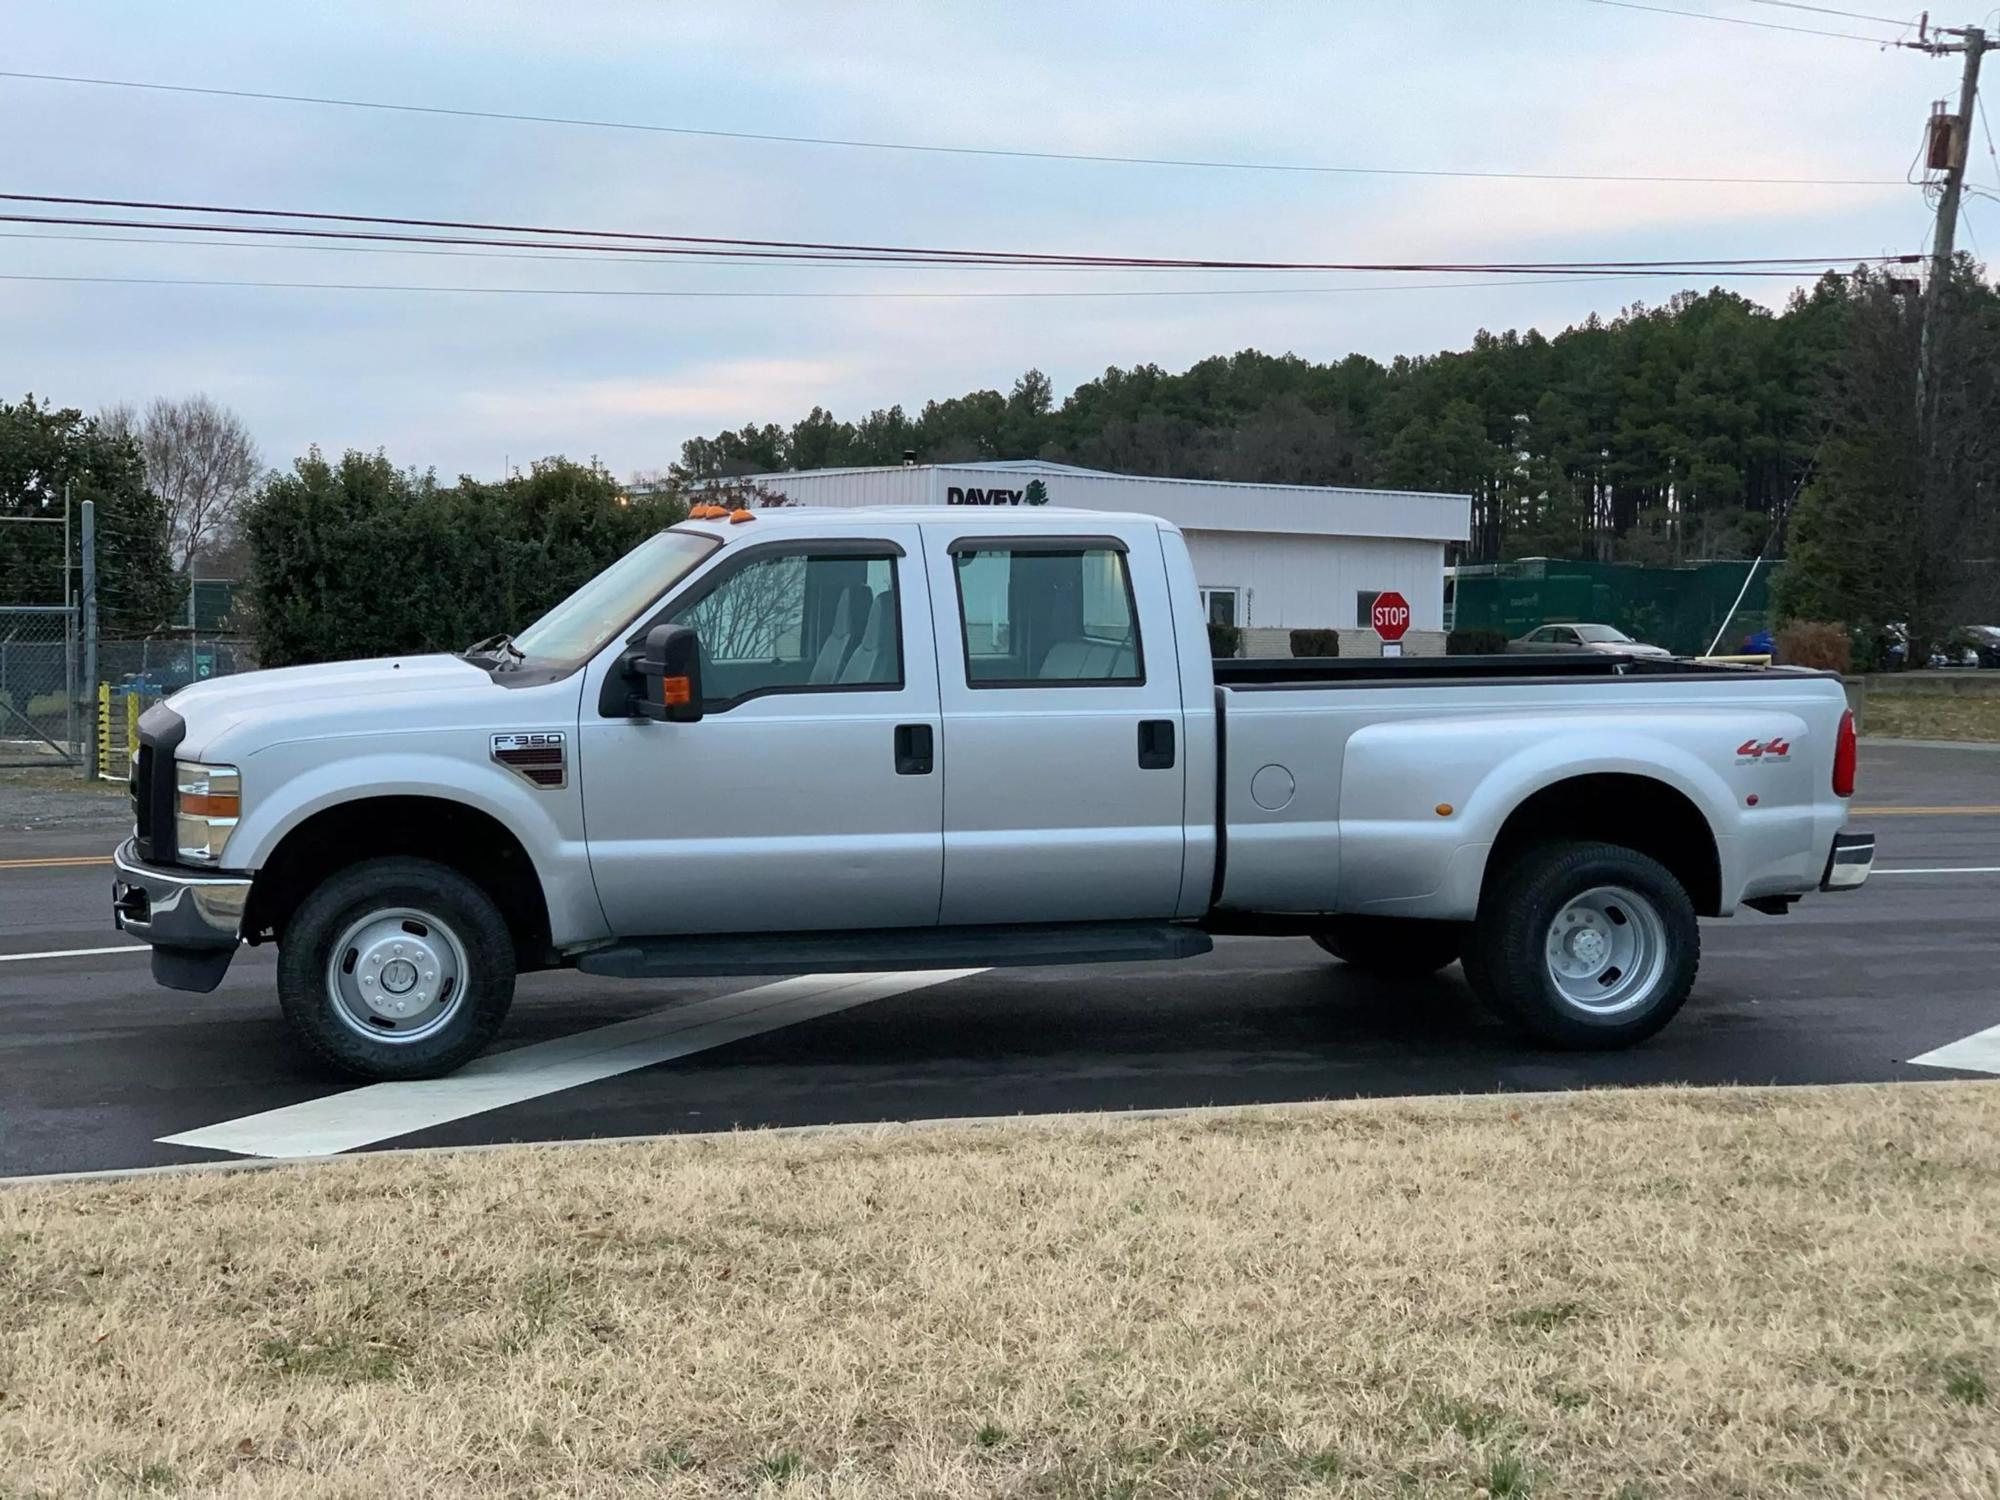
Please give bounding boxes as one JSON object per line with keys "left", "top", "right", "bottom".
{"left": 632, "top": 623, "right": 704, "bottom": 723}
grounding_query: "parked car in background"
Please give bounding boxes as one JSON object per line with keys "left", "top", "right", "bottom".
{"left": 1506, "top": 623, "right": 1672, "bottom": 659}
{"left": 1954, "top": 626, "right": 2000, "bottom": 668}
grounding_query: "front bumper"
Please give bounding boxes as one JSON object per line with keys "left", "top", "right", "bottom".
{"left": 112, "top": 838, "right": 249, "bottom": 992}
{"left": 1820, "top": 831, "right": 1875, "bottom": 891}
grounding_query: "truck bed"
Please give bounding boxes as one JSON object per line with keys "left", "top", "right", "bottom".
{"left": 1206, "top": 652, "right": 1852, "bottom": 923}
{"left": 1213, "top": 653, "right": 1785, "bottom": 687}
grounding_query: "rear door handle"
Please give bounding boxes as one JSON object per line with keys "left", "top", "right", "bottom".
{"left": 894, "top": 723, "right": 934, "bottom": 775}
{"left": 1137, "top": 719, "right": 1175, "bottom": 770}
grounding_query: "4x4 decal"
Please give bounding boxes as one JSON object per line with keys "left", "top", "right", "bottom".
{"left": 1736, "top": 736, "right": 1791, "bottom": 761}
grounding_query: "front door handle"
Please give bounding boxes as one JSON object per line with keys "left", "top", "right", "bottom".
{"left": 1137, "top": 719, "right": 1175, "bottom": 770}
{"left": 894, "top": 723, "right": 934, "bottom": 775}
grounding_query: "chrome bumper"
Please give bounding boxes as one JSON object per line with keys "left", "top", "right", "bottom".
{"left": 112, "top": 837, "right": 250, "bottom": 949}
{"left": 1820, "top": 831, "right": 1875, "bottom": 891}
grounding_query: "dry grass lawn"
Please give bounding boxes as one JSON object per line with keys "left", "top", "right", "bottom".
{"left": 1867, "top": 693, "right": 2000, "bottom": 743}
{"left": 3, "top": 1085, "right": 1997, "bottom": 1499}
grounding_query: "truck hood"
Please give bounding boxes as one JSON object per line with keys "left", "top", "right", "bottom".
{"left": 166, "top": 654, "right": 524, "bottom": 759}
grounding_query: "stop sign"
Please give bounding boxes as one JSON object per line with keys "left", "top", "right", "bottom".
{"left": 1370, "top": 590, "right": 1412, "bottom": 643}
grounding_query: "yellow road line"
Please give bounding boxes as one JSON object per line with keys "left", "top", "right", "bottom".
{"left": 0, "top": 855, "right": 113, "bottom": 870}
{"left": 1851, "top": 805, "right": 2000, "bottom": 817}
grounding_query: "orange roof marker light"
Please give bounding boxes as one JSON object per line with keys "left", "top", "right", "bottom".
{"left": 728, "top": 508, "right": 757, "bottom": 523}
{"left": 688, "top": 503, "right": 730, "bottom": 520}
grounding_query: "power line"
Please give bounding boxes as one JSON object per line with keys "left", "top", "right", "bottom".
{"left": 0, "top": 195, "right": 1921, "bottom": 273}
{"left": 0, "top": 228, "right": 1446, "bottom": 275}
{"left": 1742, "top": 0, "right": 1917, "bottom": 27}
{"left": 0, "top": 269, "right": 1867, "bottom": 300}
{"left": 1979, "top": 91, "right": 2000, "bottom": 185}
{"left": 1576, "top": 0, "right": 1906, "bottom": 42}
{"left": 0, "top": 69, "right": 1908, "bottom": 187}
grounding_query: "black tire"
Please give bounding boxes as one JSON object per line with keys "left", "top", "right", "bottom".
{"left": 1312, "top": 916, "right": 1465, "bottom": 976}
{"left": 278, "top": 856, "right": 517, "bottom": 1080}
{"left": 1467, "top": 840, "right": 1698, "bottom": 1049}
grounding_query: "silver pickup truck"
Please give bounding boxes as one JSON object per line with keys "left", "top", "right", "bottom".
{"left": 111, "top": 505, "right": 1872, "bottom": 1079}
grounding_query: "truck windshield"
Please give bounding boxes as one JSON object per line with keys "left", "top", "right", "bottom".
{"left": 508, "top": 529, "right": 721, "bottom": 669}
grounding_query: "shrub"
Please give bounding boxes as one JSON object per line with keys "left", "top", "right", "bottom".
{"left": 1776, "top": 621, "right": 1851, "bottom": 673}
{"left": 243, "top": 451, "right": 705, "bottom": 666}
{"left": 1447, "top": 628, "right": 1509, "bottom": 655}
{"left": 1289, "top": 628, "right": 1340, "bottom": 657}
{"left": 1207, "top": 622, "right": 1242, "bottom": 658}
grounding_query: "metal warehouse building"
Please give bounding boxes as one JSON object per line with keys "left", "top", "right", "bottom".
{"left": 731, "top": 460, "right": 1471, "bottom": 656}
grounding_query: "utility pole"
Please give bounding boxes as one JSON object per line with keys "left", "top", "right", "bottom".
{"left": 1912, "top": 22, "right": 1994, "bottom": 418}
{"left": 1923, "top": 26, "right": 1986, "bottom": 294}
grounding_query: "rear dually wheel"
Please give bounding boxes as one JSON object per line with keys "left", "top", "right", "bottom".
{"left": 1467, "top": 840, "right": 1698, "bottom": 1049}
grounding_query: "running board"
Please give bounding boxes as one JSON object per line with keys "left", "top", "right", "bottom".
{"left": 573, "top": 921, "right": 1213, "bottom": 980}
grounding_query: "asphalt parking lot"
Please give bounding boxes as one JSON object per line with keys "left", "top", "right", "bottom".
{"left": 2, "top": 739, "right": 1995, "bottom": 1180}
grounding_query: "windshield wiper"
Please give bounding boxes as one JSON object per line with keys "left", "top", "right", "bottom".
{"left": 464, "top": 633, "right": 525, "bottom": 667}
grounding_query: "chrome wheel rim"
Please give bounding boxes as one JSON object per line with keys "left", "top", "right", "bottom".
{"left": 325, "top": 906, "right": 469, "bottom": 1044}
{"left": 1542, "top": 885, "right": 1668, "bottom": 1016}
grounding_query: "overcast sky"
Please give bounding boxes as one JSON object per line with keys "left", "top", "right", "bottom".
{"left": 1, "top": 1, "right": 1977, "bottom": 481}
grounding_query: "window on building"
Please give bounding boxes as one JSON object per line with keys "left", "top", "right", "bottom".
{"left": 952, "top": 543, "right": 1143, "bottom": 686}
{"left": 1200, "top": 587, "right": 1239, "bottom": 628}
{"left": 667, "top": 551, "right": 901, "bottom": 705}
{"left": 1356, "top": 590, "right": 1382, "bottom": 628}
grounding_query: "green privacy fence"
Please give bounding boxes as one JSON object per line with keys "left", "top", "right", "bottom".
{"left": 1449, "top": 559, "right": 1783, "bottom": 657}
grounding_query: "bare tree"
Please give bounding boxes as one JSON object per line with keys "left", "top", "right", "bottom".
{"left": 99, "top": 395, "right": 261, "bottom": 573}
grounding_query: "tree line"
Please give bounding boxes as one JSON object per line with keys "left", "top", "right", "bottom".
{"left": 674, "top": 263, "right": 1998, "bottom": 662}
{"left": 673, "top": 286, "right": 1856, "bottom": 566}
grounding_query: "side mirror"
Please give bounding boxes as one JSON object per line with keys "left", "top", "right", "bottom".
{"left": 633, "top": 623, "right": 704, "bottom": 722}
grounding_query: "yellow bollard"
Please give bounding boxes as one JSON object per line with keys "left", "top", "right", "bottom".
{"left": 96, "top": 682, "right": 111, "bottom": 779}
{"left": 126, "top": 690, "right": 141, "bottom": 772}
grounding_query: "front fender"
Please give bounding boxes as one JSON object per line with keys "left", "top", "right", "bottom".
{"left": 225, "top": 746, "right": 607, "bottom": 948}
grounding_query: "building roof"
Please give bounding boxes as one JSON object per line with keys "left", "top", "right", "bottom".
{"left": 724, "top": 461, "right": 1470, "bottom": 544}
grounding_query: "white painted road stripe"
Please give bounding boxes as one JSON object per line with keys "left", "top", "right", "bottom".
{"left": 1910, "top": 1024, "right": 2000, "bottom": 1076}
{"left": 158, "top": 967, "right": 986, "bottom": 1160}
{"left": 0, "top": 944, "right": 145, "bottom": 963}
{"left": 1874, "top": 867, "right": 2000, "bottom": 875}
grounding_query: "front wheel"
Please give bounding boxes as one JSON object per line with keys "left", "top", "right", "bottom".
{"left": 1466, "top": 840, "right": 1698, "bottom": 1049}
{"left": 277, "top": 856, "right": 517, "bottom": 1080}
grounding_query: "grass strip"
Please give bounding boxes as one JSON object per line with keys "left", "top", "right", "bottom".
{"left": 2, "top": 1084, "right": 1996, "bottom": 1497}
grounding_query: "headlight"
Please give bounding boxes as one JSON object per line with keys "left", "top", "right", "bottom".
{"left": 174, "top": 762, "right": 241, "bottom": 865}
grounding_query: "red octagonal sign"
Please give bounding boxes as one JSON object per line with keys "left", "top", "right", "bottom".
{"left": 1370, "top": 590, "right": 1412, "bottom": 643}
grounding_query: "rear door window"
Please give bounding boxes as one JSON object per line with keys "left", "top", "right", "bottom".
{"left": 951, "top": 543, "right": 1143, "bottom": 686}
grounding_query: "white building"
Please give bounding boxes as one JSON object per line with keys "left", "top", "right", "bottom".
{"left": 728, "top": 460, "right": 1470, "bottom": 656}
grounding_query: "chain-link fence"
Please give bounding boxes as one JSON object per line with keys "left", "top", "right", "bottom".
{"left": 0, "top": 614, "right": 259, "bottom": 772}
{"left": 89, "top": 635, "right": 259, "bottom": 778}
{"left": 1449, "top": 559, "right": 1784, "bottom": 657}
{"left": 0, "top": 605, "right": 81, "bottom": 767}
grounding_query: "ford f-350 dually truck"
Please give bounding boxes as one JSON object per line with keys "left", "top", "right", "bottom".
{"left": 111, "top": 505, "right": 1873, "bottom": 1079}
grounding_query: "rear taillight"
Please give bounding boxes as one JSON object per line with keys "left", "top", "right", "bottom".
{"left": 1832, "top": 709, "right": 1857, "bottom": 798}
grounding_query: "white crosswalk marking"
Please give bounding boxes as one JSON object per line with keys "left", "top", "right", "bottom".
{"left": 1910, "top": 1024, "right": 2000, "bottom": 1077}
{"left": 158, "top": 968, "right": 985, "bottom": 1159}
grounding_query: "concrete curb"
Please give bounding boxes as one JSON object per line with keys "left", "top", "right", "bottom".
{"left": 0, "top": 1078, "right": 1977, "bottom": 1190}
